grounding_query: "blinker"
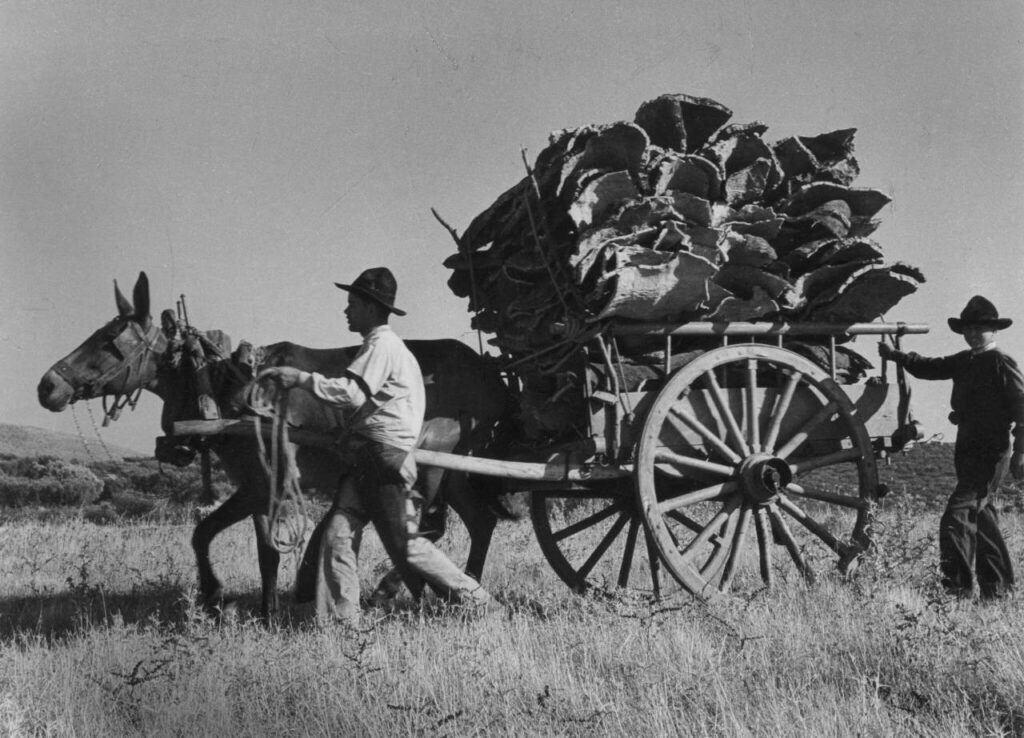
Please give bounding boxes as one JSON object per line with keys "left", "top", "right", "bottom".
{"left": 112, "top": 325, "right": 142, "bottom": 357}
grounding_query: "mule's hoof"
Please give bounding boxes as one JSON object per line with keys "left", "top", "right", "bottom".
{"left": 367, "top": 588, "right": 400, "bottom": 608}
{"left": 199, "top": 587, "right": 225, "bottom": 614}
{"left": 369, "top": 571, "right": 405, "bottom": 606}
{"left": 219, "top": 600, "right": 241, "bottom": 622}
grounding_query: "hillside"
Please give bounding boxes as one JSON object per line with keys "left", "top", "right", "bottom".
{"left": 0, "top": 423, "right": 146, "bottom": 461}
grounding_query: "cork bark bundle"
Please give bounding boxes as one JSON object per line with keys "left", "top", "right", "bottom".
{"left": 443, "top": 93, "right": 924, "bottom": 370}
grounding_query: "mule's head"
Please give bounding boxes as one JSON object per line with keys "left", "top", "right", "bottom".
{"left": 37, "top": 272, "right": 165, "bottom": 412}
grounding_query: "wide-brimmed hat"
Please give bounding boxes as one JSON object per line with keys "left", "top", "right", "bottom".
{"left": 335, "top": 267, "right": 406, "bottom": 316}
{"left": 948, "top": 295, "right": 1011, "bottom": 333}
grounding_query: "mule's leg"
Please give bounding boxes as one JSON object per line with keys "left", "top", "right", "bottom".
{"left": 252, "top": 513, "right": 281, "bottom": 621}
{"left": 191, "top": 490, "right": 256, "bottom": 613}
{"left": 447, "top": 471, "right": 498, "bottom": 583}
{"left": 370, "top": 469, "right": 498, "bottom": 599}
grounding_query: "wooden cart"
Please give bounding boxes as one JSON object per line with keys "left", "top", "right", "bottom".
{"left": 179, "top": 319, "right": 927, "bottom": 600}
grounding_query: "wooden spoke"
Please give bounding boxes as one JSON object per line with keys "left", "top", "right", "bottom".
{"left": 703, "top": 369, "right": 751, "bottom": 457}
{"left": 767, "top": 504, "right": 811, "bottom": 579}
{"left": 754, "top": 507, "right": 773, "bottom": 586}
{"left": 577, "top": 512, "right": 630, "bottom": 579}
{"left": 774, "top": 400, "right": 839, "bottom": 459}
{"left": 785, "top": 482, "right": 868, "bottom": 510}
{"left": 662, "top": 514, "right": 683, "bottom": 550}
{"left": 635, "top": 344, "right": 877, "bottom": 599}
{"left": 552, "top": 500, "right": 622, "bottom": 542}
{"left": 666, "top": 509, "right": 705, "bottom": 535}
{"left": 678, "top": 496, "right": 741, "bottom": 562}
{"left": 762, "top": 370, "right": 803, "bottom": 453}
{"left": 775, "top": 495, "right": 847, "bottom": 555}
{"left": 645, "top": 531, "right": 662, "bottom": 598}
{"left": 655, "top": 448, "right": 734, "bottom": 478}
{"left": 746, "top": 358, "right": 761, "bottom": 452}
{"left": 656, "top": 481, "right": 738, "bottom": 514}
{"left": 699, "top": 504, "right": 739, "bottom": 577}
{"left": 788, "top": 448, "right": 862, "bottom": 475}
{"left": 617, "top": 518, "right": 641, "bottom": 588}
{"left": 668, "top": 405, "right": 742, "bottom": 464}
{"left": 530, "top": 490, "right": 666, "bottom": 596}
{"left": 720, "top": 504, "right": 753, "bottom": 592}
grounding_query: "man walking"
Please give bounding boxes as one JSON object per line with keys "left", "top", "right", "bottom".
{"left": 260, "top": 267, "right": 496, "bottom": 623}
{"left": 879, "top": 295, "right": 1024, "bottom": 599}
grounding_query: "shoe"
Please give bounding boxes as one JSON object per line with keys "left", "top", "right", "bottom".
{"left": 462, "top": 597, "right": 507, "bottom": 621}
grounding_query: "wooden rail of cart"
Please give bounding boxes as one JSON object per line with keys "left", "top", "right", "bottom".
{"left": 178, "top": 320, "right": 928, "bottom": 599}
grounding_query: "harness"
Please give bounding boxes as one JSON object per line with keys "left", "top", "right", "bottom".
{"left": 51, "top": 319, "right": 165, "bottom": 425}
{"left": 154, "top": 315, "right": 252, "bottom": 468}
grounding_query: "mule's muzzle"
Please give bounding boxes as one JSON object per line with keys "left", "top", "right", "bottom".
{"left": 37, "top": 369, "right": 74, "bottom": 411}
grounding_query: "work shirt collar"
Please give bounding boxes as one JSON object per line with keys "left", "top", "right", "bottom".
{"left": 363, "top": 325, "right": 393, "bottom": 343}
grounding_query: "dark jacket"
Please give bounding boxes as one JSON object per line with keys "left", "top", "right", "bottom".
{"left": 898, "top": 347, "right": 1024, "bottom": 453}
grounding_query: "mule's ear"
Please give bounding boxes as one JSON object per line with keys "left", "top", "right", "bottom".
{"left": 132, "top": 272, "right": 150, "bottom": 320}
{"left": 114, "top": 279, "right": 133, "bottom": 317}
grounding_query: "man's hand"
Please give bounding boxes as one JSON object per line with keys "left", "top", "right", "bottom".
{"left": 257, "top": 366, "right": 306, "bottom": 390}
{"left": 1012, "top": 450, "right": 1024, "bottom": 483}
{"left": 878, "top": 341, "right": 897, "bottom": 362}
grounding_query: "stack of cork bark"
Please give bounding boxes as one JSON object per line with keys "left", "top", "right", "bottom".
{"left": 444, "top": 94, "right": 922, "bottom": 358}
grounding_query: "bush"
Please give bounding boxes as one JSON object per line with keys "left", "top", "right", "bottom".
{"left": 0, "top": 457, "right": 102, "bottom": 506}
{"left": 0, "top": 452, "right": 241, "bottom": 525}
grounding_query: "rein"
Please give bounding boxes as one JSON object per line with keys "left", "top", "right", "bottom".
{"left": 250, "top": 383, "right": 310, "bottom": 554}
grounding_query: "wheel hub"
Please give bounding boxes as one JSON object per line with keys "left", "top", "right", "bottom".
{"left": 737, "top": 454, "right": 792, "bottom": 504}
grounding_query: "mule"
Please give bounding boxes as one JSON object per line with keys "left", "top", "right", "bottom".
{"left": 37, "top": 272, "right": 514, "bottom": 620}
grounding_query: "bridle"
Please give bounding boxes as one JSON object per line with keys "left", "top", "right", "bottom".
{"left": 50, "top": 317, "right": 166, "bottom": 423}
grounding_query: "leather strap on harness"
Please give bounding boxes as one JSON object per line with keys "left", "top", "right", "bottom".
{"left": 55, "top": 320, "right": 164, "bottom": 423}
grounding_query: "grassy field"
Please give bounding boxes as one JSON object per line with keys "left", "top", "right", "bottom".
{"left": 1, "top": 443, "right": 1024, "bottom": 736}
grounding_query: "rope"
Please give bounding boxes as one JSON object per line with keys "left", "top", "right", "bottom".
{"left": 70, "top": 404, "right": 101, "bottom": 464}
{"left": 251, "top": 384, "right": 310, "bottom": 554}
{"left": 82, "top": 402, "right": 118, "bottom": 463}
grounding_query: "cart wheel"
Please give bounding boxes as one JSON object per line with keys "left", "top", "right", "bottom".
{"left": 635, "top": 344, "right": 879, "bottom": 598}
{"left": 530, "top": 483, "right": 676, "bottom": 597}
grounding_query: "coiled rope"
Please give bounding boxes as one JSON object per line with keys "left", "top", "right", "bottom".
{"left": 249, "top": 382, "right": 310, "bottom": 554}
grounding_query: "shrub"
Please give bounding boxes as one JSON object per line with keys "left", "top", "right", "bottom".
{"left": 0, "top": 458, "right": 102, "bottom": 506}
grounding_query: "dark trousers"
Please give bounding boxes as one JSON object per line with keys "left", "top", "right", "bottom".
{"left": 941, "top": 444, "right": 1015, "bottom": 598}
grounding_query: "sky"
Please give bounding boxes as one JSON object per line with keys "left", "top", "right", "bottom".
{"left": 2, "top": 0, "right": 1023, "bottom": 455}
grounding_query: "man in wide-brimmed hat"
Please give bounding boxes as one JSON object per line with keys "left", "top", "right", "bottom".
{"left": 260, "top": 267, "right": 497, "bottom": 623}
{"left": 880, "top": 295, "right": 1024, "bottom": 599}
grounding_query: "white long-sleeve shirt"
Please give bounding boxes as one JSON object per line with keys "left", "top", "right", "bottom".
{"left": 300, "top": 326, "right": 425, "bottom": 452}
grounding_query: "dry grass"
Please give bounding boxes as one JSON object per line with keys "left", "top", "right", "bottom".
{"left": 2, "top": 446, "right": 1024, "bottom": 736}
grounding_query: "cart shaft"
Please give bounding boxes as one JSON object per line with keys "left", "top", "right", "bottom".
{"left": 172, "top": 418, "right": 630, "bottom": 483}
{"left": 414, "top": 448, "right": 629, "bottom": 482}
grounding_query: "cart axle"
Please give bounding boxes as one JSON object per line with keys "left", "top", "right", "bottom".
{"left": 738, "top": 454, "right": 792, "bottom": 504}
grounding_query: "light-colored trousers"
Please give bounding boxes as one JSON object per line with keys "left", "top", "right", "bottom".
{"left": 312, "top": 443, "right": 491, "bottom": 624}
